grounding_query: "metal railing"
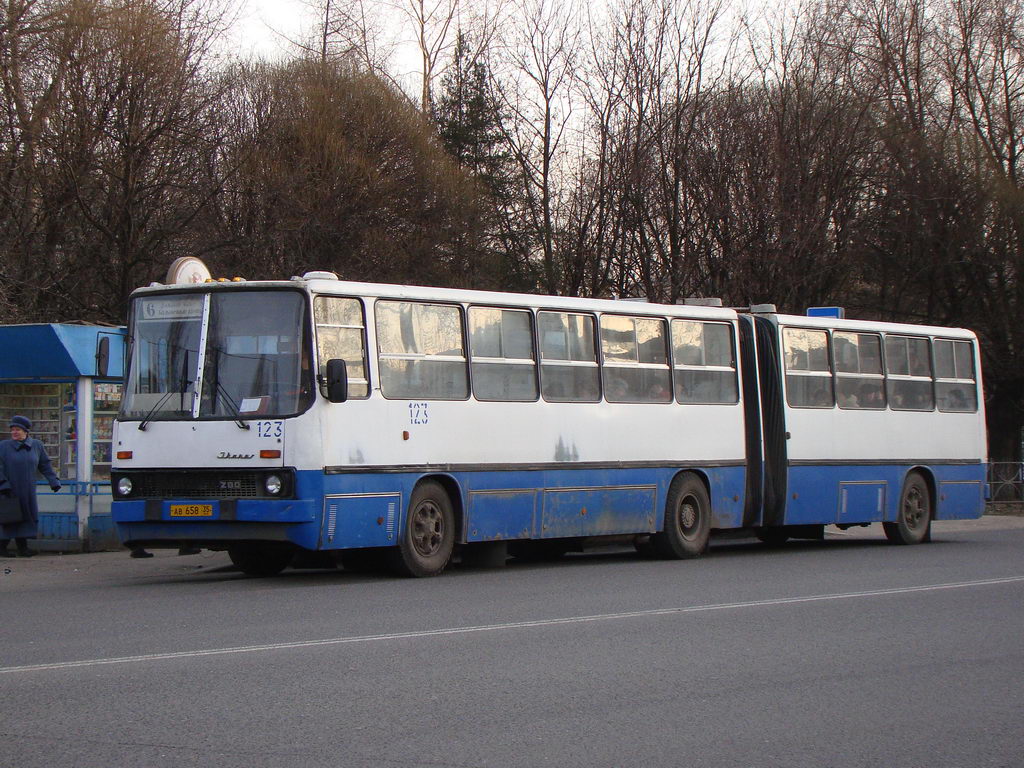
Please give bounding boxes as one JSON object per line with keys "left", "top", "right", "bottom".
{"left": 988, "top": 462, "right": 1024, "bottom": 511}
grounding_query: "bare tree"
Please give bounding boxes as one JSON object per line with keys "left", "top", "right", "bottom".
{"left": 939, "top": 0, "right": 1024, "bottom": 462}
{"left": 390, "top": 0, "right": 508, "bottom": 112}
{"left": 698, "top": 0, "right": 875, "bottom": 311}
{"left": 493, "top": 0, "right": 580, "bottom": 294}
{"left": 209, "top": 59, "right": 484, "bottom": 286}
{"left": 0, "top": 0, "right": 232, "bottom": 323}
{"left": 289, "top": 0, "right": 394, "bottom": 77}
{"left": 0, "top": 0, "right": 100, "bottom": 319}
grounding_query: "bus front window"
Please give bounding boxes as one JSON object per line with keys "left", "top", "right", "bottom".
{"left": 122, "top": 290, "right": 313, "bottom": 421}
{"left": 199, "top": 292, "right": 312, "bottom": 418}
{"left": 121, "top": 295, "right": 204, "bottom": 419}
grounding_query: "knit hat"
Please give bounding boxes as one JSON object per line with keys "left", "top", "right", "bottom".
{"left": 9, "top": 415, "right": 32, "bottom": 432}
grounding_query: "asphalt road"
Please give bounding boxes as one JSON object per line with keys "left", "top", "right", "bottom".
{"left": 2, "top": 519, "right": 1023, "bottom": 768}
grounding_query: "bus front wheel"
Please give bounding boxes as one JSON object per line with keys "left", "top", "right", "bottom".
{"left": 228, "top": 543, "right": 294, "bottom": 576}
{"left": 884, "top": 472, "right": 932, "bottom": 545}
{"left": 391, "top": 481, "right": 456, "bottom": 577}
{"left": 652, "top": 473, "right": 711, "bottom": 559}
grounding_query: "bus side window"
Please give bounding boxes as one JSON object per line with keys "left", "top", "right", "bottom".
{"left": 885, "top": 335, "right": 934, "bottom": 411}
{"left": 468, "top": 306, "right": 538, "bottom": 401}
{"left": 376, "top": 301, "right": 469, "bottom": 400}
{"left": 538, "top": 311, "right": 600, "bottom": 402}
{"left": 314, "top": 296, "right": 369, "bottom": 398}
{"left": 834, "top": 332, "right": 885, "bottom": 409}
{"left": 670, "top": 320, "right": 738, "bottom": 404}
{"left": 601, "top": 315, "right": 671, "bottom": 403}
{"left": 782, "top": 328, "right": 833, "bottom": 408}
{"left": 934, "top": 339, "right": 978, "bottom": 412}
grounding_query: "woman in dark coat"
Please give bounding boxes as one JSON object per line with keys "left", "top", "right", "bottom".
{"left": 0, "top": 415, "right": 61, "bottom": 557}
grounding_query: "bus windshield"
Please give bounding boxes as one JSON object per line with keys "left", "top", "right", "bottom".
{"left": 121, "top": 290, "right": 313, "bottom": 420}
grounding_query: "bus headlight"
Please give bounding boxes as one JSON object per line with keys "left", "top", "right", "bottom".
{"left": 116, "top": 477, "right": 133, "bottom": 497}
{"left": 265, "top": 474, "right": 283, "bottom": 495}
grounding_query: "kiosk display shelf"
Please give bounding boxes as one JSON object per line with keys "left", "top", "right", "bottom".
{"left": 91, "top": 382, "right": 122, "bottom": 481}
{"left": 0, "top": 382, "right": 71, "bottom": 462}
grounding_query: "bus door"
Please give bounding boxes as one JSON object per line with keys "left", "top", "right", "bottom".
{"left": 751, "top": 315, "right": 787, "bottom": 527}
{"left": 737, "top": 315, "right": 764, "bottom": 527}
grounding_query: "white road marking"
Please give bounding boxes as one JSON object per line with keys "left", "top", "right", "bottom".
{"left": 3, "top": 576, "right": 1023, "bottom": 675}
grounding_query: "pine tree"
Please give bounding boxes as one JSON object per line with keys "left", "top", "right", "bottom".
{"left": 432, "top": 31, "right": 536, "bottom": 291}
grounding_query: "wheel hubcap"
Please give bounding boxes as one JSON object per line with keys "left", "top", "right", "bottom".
{"left": 411, "top": 501, "right": 444, "bottom": 557}
{"left": 903, "top": 487, "right": 925, "bottom": 530}
{"left": 679, "top": 496, "right": 699, "bottom": 539}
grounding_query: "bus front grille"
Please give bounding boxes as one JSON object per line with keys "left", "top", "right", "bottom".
{"left": 119, "top": 471, "right": 264, "bottom": 499}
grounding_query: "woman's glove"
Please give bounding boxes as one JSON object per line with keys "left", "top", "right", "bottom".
{"left": 50, "top": 483, "right": 61, "bottom": 492}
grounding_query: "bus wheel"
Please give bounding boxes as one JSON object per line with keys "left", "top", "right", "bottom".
{"left": 884, "top": 472, "right": 932, "bottom": 545}
{"left": 228, "top": 544, "right": 294, "bottom": 576}
{"left": 391, "top": 481, "right": 455, "bottom": 577}
{"left": 652, "top": 473, "right": 711, "bottom": 559}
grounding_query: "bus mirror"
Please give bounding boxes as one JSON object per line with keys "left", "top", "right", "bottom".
{"left": 326, "top": 359, "right": 348, "bottom": 403}
{"left": 96, "top": 336, "right": 110, "bottom": 378}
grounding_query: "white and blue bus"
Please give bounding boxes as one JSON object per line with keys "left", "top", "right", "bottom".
{"left": 110, "top": 272, "right": 987, "bottom": 576}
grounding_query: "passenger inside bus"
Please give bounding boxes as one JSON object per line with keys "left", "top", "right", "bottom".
{"left": 859, "top": 382, "right": 885, "bottom": 408}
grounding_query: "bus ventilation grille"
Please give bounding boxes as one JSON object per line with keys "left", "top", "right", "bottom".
{"left": 126, "top": 471, "right": 263, "bottom": 499}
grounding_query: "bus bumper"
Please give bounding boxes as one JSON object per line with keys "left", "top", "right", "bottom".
{"left": 112, "top": 499, "right": 319, "bottom": 549}
{"left": 112, "top": 498, "right": 316, "bottom": 523}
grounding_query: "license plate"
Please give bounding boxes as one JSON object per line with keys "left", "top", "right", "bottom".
{"left": 169, "top": 504, "right": 214, "bottom": 518}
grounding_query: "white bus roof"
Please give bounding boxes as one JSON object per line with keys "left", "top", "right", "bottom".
{"left": 766, "top": 312, "right": 978, "bottom": 340}
{"left": 131, "top": 277, "right": 740, "bottom": 321}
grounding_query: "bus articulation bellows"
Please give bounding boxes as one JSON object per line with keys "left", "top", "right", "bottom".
{"left": 110, "top": 271, "right": 987, "bottom": 576}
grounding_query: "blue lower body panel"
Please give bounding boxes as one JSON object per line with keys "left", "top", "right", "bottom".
{"left": 784, "top": 463, "right": 986, "bottom": 526}
{"left": 113, "top": 464, "right": 747, "bottom": 552}
{"left": 319, "top": 465, "right": 746, "bottom": 549}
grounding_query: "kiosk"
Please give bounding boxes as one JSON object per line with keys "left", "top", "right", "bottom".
{"left": 0, "top": 323, "right": 126, "bottom": 551}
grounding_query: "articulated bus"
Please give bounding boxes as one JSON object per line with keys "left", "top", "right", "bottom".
{"left": 109, "top": 271, "right": 987, "bottom": 576}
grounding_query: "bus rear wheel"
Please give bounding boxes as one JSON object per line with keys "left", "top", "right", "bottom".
{"left": 652, "top": 473, "right": 711, "bottom": 559}
{"left": 228, "top": 543, "right": 294, "bottom": 576}
{"left": 391, "top": 481, "right": 455, "bottom": 577}
{"left": 884, "top": 472, "right": 932, "bottom": 545}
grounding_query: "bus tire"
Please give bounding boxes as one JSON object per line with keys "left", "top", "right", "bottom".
{"left": 391, "top": 481, "right": 455, "bottom": 577}
{"left": 884, "top": 472, "right": 932, "bottom": 545}
{"left": 652, "top": 473, "right": 711, "bottom": 559}
{"left": 228, "top": 543, "right": 294, "bottom": 576}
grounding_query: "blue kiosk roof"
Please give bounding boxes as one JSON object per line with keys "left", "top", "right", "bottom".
{"left": 0, "top": 324, "right": 126, "bottom": 380}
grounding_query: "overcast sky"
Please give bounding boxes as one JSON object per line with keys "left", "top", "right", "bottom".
{"left": 226, "top": 0, "right": 307, "bottom": 59}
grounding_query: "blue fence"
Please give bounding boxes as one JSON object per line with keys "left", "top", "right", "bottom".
{"left": 34, "top": 481, "right": 120, "bottom": 551}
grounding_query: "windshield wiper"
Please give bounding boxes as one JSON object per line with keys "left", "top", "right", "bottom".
{"left": 138, "top": 348, "right": 194, "bottom": 431}
{"left": 214, "top": 379, "right": 251, "bottom": 431}
{"left": 205, "top": 349, "right": 250, "bottom": 430}
{"left": 138, "top": 390, "right": 176, "bottom": 431}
